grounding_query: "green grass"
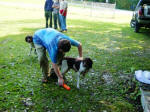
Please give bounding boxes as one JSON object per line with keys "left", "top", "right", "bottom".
{"left": 0, "top": 0, "right": 150, "bottom": 111}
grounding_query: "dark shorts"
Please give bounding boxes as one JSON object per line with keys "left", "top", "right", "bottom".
{"left": 45, "top": 11, "right": 52, "bottom": 18}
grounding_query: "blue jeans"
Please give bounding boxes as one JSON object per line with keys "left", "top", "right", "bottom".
{"left": 53, "top": 13, "right": 61, "bottom": 29}
{"left": 59, "top": 14, "right": 67, "bottom": 30}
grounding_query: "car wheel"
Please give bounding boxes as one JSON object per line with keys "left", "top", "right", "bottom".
{"left": 134, "top": 21, "right": 140, "bottom": 33}
{"left": 130, "top": 20, "right": 135, "bottom": 28}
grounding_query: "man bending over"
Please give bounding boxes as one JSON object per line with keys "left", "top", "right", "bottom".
{"left": 25, "top": 28, "right": 82, "bottom": 86}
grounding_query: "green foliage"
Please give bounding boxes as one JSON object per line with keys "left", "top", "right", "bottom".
{"left": 97, "top": 0, "right": 105, "bottom": 2}
{"left": 116, "top": 0, "right": 139, "bottom": 10}
{"left": 85, "top": 0, "right": 139, "bottom": 10}
{"left": 116, "top": 0, "right": 130, "bottom": 9}
{"left": 109, "top": 0, "right": 116, "bottom": 3}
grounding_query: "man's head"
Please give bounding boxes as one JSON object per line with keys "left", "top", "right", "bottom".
{"left": 58, "top": 39, "right": 71, "bottom": 53}
{"left": 25, "top": 35, "right": 33, "bottom": 43}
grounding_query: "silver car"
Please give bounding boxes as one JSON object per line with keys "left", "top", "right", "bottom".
{"left": 130, "top": 0, "right": 150, "bottom": 33}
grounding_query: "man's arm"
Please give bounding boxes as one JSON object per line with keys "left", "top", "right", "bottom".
{"left": 62, "top": 7, "right": 67, "bottom": 15}
{"left": 52, "top": 4, "right": 59, "bottom": 9}
{"left": 44, "top": 1, "right": 47, "bottom": 11}
{"left": 52, "top": 63, "right": 64, "bottom": 85}
{"left": 78, "top": 43, "right": 82, "bottom": 58}
{"left": 52, "top": 4, "right": 55, "bottom": 8}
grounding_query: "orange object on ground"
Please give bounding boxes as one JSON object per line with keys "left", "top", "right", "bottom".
{"left": 62, "top": 83, "right": 71, "bottom": 91}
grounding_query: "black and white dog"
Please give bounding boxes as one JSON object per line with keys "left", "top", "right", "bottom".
{"left": 60, "top": 57, "right": 93, "bottom": 89}
{"left": 28, "top": 43, "right": 36, "bottom": 56}
{"left": 25, "top": 35, "right": 36, "bottom": 56}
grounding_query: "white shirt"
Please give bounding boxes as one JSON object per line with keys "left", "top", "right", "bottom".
{"left": 60, "top": 0, "right": 68, "bottom": 10}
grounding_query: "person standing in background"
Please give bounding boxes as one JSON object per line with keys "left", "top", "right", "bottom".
{"left": 59, "top": 0, "right": 68, "bottom": 32}
{"left": 52, "top": 0, "right": 61, "bottom": 29}
{"left": 44, "top": 0, "right": 54, "bottom": 28}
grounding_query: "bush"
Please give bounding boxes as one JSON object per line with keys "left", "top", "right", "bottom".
{"left": 116, "top": 0, "right": 139, "bottom": 10}
{"left": 85, "top": 0, "right": 139, "bottom": 10}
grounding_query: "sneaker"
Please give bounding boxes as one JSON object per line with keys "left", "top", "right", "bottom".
{"left": 42, "top": 78, "right": 48, "bottom": 83}
{"left": 63, "top": 30, "right": 67, "bottom": 33}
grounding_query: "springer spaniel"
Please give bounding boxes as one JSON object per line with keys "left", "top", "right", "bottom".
{"left": 25, "top": 35, "right": 36, "bottom": 56}
{"left": 28, "top": 43, "right": 36, "bottom": 56}
{"left": 60, "top": 57, "right": 93, "bottom": 89}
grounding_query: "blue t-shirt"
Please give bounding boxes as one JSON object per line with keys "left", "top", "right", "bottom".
{"left": 33, "top": 28, "right": 80, "bottom": 63}
{"left": 44, "top": 0, "right": 53, "bottom": 11}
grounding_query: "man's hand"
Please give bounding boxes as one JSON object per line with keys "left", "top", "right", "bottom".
{"left": 52, "top": 63, "right": 64, "bottom": 86}
{"left": 76, "top": 57, "right": 83, "bottom": 61}
{"left": 58, "top": 77, "right": 64, "bottom": 86}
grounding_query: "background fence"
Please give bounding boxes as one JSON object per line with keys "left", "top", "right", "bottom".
{"left": 68, "top": 0, "right": 116, "bottom": 18}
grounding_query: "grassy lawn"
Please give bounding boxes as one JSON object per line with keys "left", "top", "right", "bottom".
{"left": 0, "top": 0, "right": 150, "bottom": 111}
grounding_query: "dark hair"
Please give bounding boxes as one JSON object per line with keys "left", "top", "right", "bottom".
{"left": 25, "top": 35, "right": 33, "bottom": 43}
{"left": 58, "top": 39, "right": 71, "bottom": 52}
{"left": 84, "top": 58, "right": 93, "bottom": 69}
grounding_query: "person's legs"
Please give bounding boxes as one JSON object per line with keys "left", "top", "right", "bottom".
{"left": 64, "top": 16, "right": 67, "bottom": 30}
{"left": 53, "top": 13, "right": 57, "bottom": 29}
{"left": 45, "top": 11, "right": 49, "bottom": 28}
{"left": 59, "top": 14, "right": 65, "bottom": 31}
{"left": 49, "top": 11, "right": 53, "bottom": 28}
{"left": 61, "top": 15, "right": 66, "bottom": 31}
{"left": 34, "top": 44, "right": 50, "bottom": 82}
{"left": 57, "top": 13, "right": 61, "bottom": 29}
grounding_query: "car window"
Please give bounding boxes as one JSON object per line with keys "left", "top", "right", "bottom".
{"left": 141, "top": 0, "right": 150, "bottom": 5}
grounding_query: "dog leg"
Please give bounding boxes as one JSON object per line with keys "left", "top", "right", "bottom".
{"left": 34, "top": 49, "right": 37, "bottom": 55}
{"left": 77, "top": 72, "right": 80, "bottom": 89}
{"left": 28, "top": 47, "right": 32, "bottom": 56}
{"left": 61, "top": 67, "right": 68, "bottom": 81}
{"left": 61, "top": 60, "right": 68, "bottom": 79}
{"left": 61, "top": 66, "right": 68, "bottom": 75}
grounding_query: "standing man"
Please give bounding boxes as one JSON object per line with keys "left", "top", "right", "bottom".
{"left": 25, "top": 28, "right": 82, "bottom": 86}
{"left": 52, "top": 0, "right": 61, "bottom": 29}
{"left": 44, "top": 0, "right": 54, "bottom": 28}
{"left": 59, "top": 0, "right": 68, "bottom": 32}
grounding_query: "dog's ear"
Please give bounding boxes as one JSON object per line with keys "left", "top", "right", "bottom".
{"left": 84, "top": 58, "right": 93, "bottom": 68}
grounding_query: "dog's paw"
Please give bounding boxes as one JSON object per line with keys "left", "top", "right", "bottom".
{"left": 77, "top": 85, "right": 80, "bottom": 89}
{"left": 34, "top": 51, "right": 37, "bottom": 55}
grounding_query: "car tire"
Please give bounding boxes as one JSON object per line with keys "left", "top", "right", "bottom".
{"left": 134, "top": 21, "right": 140, "bottom": 33}
{"left": 130, "top": 20, "right": 135, "bottom": 28}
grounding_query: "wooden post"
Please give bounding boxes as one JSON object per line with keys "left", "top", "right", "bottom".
{"left": 106, "top": 0, "right": 109, "bottom": 3}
